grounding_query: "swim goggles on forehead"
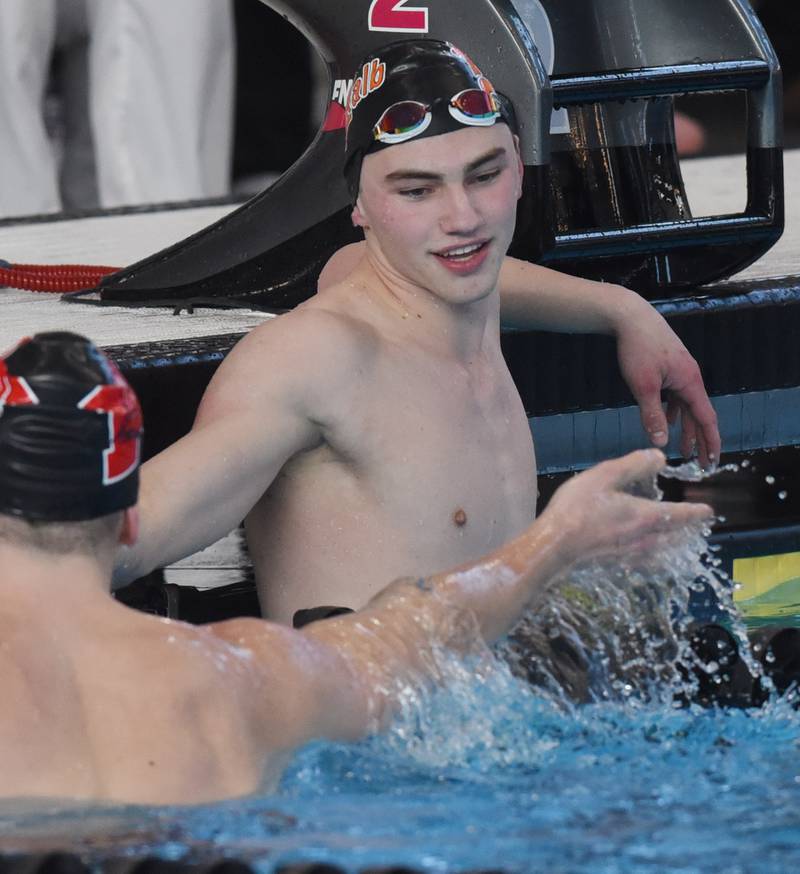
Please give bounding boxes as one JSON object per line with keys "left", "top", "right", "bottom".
{"left": 372, "top": 88, "right": 501, "bottom": 145}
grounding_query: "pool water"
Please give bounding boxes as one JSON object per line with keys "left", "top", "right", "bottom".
{"left": 3, "top": 673, "right": 798, "bottom": 872}
{"left": 1, "top": 475, "right": 799, "bottom": 873}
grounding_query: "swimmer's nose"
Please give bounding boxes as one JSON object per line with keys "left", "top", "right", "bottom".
{"left": 438, "top": 186, "right": 481, "bottom": 235}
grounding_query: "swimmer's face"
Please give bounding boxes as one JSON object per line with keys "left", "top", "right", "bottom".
{"left": 353, "top": 124, "right": 522, "bottom": 305}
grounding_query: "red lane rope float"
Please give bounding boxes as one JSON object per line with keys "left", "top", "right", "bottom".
{"left": 0, "top": 262, "right": 120, "bottom": 293}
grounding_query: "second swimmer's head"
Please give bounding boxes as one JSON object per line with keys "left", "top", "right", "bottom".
{"left": 0, "top": 332, "right": 142, "bottom": 555}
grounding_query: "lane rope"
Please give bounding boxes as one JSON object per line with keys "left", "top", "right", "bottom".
{"left": 0, "top": 261, "right": 119, "bottom": 293}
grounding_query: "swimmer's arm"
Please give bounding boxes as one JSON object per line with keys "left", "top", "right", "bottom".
{"left": 497, "top": 257, "right": 639, "bottom": 333}
{"left": 234, "top": 451, "right": 711, "bottom": 745}
{"left": 210, "top": 512, "right": 567, "bottom": 750}
{"left": 113, "top": 312, "right": 357, "bottom": 585}
{"left": 209, "top": 507, "right": 567, "bottom": 748}
{"left": 495, "top": 257, "right": 720, "bottom": 467}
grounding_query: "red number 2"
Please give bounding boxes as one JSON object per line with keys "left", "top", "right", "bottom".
{"left": 368, "top": 0, "right": 429, "bottom": 33}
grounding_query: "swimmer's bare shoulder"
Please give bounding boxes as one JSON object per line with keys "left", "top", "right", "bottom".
{"left": 197, "top": 292, "right": 380, "bottom": 430}
{"left": 118, "top": 295, "right": 384, "bottom": 585}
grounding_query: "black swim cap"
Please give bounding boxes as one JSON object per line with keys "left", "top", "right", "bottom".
{"left": 343, "top": 39, "right": 517, "bottom": 199}
{"left": 0, "top": 332, "right": 142, "bottom": 522}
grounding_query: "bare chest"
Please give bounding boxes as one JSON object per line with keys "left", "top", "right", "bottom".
{"left": 249, "top": 344, "right": 539, "bottom": 619}
{"left": 312, "top": 349, "right": 538, "bottom": 554}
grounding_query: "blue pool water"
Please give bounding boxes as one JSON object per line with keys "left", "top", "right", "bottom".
{"left": 3, "top": 677, "right": 799, "bottom": 872}
{"left": 1, "top": 477, "right": 799, "bottom": 873}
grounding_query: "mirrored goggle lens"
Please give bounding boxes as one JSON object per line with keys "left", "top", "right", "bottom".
{"left": 373, "top": 101, "right": 430, "bottom": 142}
{"left": 450, "top": 89, "right": 500, "bottom": 120}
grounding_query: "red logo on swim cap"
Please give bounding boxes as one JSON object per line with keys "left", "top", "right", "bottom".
{"left": 346, "top": 58, "right": 387, "bottom": 127}
{"left": 0, "top": 359, "right": 39, "bottom": 409}
{"left": 77, "top": 363, "right": 142, "bottom": 486}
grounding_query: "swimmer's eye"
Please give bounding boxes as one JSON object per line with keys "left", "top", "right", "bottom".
{"left": 397, "top": 186, "right": 432, "bottom": 199}
{"left": 470, "top": 167, "right": 502, "bottom": 185}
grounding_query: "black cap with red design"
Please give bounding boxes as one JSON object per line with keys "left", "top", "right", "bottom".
{"left": 343, "top": 39, "right": 517, "bottom": 199}
{"left": 0, "top": 332, "right": 142, "bottom": 522}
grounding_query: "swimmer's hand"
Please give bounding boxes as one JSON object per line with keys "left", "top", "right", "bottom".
{"left": 613, "top": 298, "right": 720, "bottom": 469}
{"left": 543, "top": 449, "right": 714, "bottom": 565}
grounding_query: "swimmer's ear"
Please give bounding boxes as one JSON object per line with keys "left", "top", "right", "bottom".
{"left": 120, "top": 507, "right": 139, "bottom": 546}
{"left": 351, "top": 198, "right": 369, "bottom": 230}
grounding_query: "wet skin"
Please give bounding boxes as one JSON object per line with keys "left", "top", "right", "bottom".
{"left": 245, "top": 125, "right": 537, "bottom": 620}
{"left": 118, "top": 121, "right": 720, "bottom": 621}
{"left": 1, "top": 451, "right": 711, "bottom": 804}
{"left": 121, "top": 125, "right": 539, "bottom": 622}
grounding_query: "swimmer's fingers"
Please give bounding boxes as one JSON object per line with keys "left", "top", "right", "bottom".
{"left": 619, "top": 496, "right": 714, "bottom": 553}
{"left": 673, "top": 382, "right": 720, "bottom": 468}
{"left": 639, "top": 496, "right": 713, "bottom": 527}
{"left": 611, "top": 495, "right": 713, "bottom": 550}
{"left": 594, "top": 448, "right": 667, "bottom": 492}
{"left": 666, "top": 395, "right": 681, "bottom": 427}
{"left": 679, "top": 404, "right": 698, "bottom": 461}
{"left": 694, "top": 411, "right": 716, "bottom": 471}
{"left": 628, "top": 381, "right": 669, "bottom": 449}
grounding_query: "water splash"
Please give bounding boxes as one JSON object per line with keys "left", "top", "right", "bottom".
{"left": 371, "top": 462, "right": 779, "bottom": 772}
{"left": 501, "top": 520, "right": 733, "bottom": 710}
{"left": 658, "top": 459, "right": 741, "bottom": 481}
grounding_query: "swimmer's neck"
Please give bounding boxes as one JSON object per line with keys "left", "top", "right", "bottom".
{"left": 354, "top": 247, "right": 501, "bottom": 362}
{"left": 0, "top": 542, "right": 112, "bottom": 600}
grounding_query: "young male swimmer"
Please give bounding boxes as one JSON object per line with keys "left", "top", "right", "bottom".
{"left": 114, "top": 40, "right": 719, "bottom": 625}
{"left": 0, "top": 333, "right": 711, "bottom": 804}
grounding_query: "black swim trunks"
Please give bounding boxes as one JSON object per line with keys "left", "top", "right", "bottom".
{"left": 293, "top": 605, "right": 355, "bottom": 628}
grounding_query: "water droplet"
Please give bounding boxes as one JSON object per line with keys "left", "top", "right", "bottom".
{"left": 779, "top": 491, "right": 788, "bottom": 501}
{"left": 766, "top": 651, "right": 776, "bottom": 663}
{"left": 741, "top": 459, "right": 750, "bottom": 468}
{"left": 765, "top": 475, "right": 775, "bottom": 484}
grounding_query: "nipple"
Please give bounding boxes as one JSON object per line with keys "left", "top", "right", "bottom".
{"left": 453, "top": 508, "right": 467, "bottom": 527}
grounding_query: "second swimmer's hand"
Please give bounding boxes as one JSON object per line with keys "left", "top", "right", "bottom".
{"left": 543, "top": 449, "right": 714, "bottom": 567}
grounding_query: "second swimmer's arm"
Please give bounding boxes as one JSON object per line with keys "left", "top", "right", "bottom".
{"left": 291, "top": 450, "right": 712, "bottom": 742}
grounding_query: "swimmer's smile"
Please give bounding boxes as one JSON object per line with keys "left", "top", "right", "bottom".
{"left": 432, "top": 239, "right": 492, "bottom": 275}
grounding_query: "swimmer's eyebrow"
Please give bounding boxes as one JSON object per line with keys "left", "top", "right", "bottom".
{"left": 384, "top": 147, "right": 509, "bottom": 182}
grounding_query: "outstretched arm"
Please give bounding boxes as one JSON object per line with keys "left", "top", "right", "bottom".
{"left": 113, "top": 309, "right": 356, "bottom": 585}
{"left": 319, "top": 245, "right": 721, "bottom": 467}
{"left": 221, "top": 449, "right": 712, "bottom": 750}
